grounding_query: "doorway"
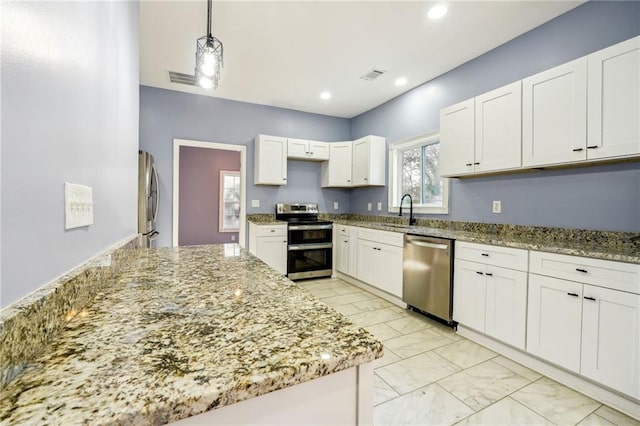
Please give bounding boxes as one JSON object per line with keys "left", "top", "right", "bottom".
{"left": 172, "top": 139, "right": 246, "bottom": 247}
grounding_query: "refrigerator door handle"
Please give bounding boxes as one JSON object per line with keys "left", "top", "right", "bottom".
{"left": 151, "top": 164, "right": 160, "bottom": 222}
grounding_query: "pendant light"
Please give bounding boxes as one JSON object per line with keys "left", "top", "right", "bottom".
{"left": 195, "top": 0, "right": 223, "bottom": 89}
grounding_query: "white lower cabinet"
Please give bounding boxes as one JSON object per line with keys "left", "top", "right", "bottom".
{"left": 335, "top": 225, "right": 355, "bottom": 276}
{"left": 248, "top": 223, "right": 287, "bottom": 274}
{"left": 354, "top": 228, "right": 403, "bottom": 298}
{"left": 453, "top": 260, "right": 487, "bottom": 332}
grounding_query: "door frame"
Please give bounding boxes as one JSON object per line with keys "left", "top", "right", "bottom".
{"left": 172, "top": 138, "right": 247, "bottom": 248}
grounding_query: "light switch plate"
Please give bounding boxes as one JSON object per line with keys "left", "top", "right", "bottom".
{"left": 65, "top": 182, "right": 93, "bottom": 229}
{"left": 492, "top": 200, "right": 502, "bottom": 213}
{"left": 367, "top": 203, "right": 372, "bottom": 211}
{"left": 333, "top": 202, "right": 339, "bottom": 210}
{"left": 251, "top": 199, "right": 260, "bottom": 208}
{"left": 377, "top": 202, "right": 382, "bottom": 211}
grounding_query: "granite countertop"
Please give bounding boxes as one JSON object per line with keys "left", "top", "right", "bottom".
{"left": 334, "top": 220, "right": 640, "bottom": 264}
{"left": 0, "top": 245, "right": 383, "bottom": 425}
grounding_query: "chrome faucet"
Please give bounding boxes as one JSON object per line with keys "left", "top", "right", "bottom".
{"left": 399, "top": 193, "right": 416, "bottom": 226}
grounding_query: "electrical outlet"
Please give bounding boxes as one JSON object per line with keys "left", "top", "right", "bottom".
{"left": 251, "top": 199, "right": 260, "bottom": 208}
{"left": 377, "top": 202, "right": 382, "bottom": 211}
{"left": 367, "top": 203, "right": 372, "bottom": 211}
{"left": 65, "top": 182, "right": 93, "bottom": 229}
{"left": 333, "top": 201, "right": 339, "bottom": 210}
{"left": 231, "top": 235, "right": 236, "bottom": 241}
{"left": 492, "top": 200, "right": 502, "bottom": 214}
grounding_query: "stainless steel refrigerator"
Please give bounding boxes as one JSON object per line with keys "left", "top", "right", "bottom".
{"left": 138, "top": 150, "right": 159, "bottom": 247}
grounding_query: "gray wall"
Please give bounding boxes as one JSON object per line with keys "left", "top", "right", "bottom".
{"left": 350, "top": 1, "right": 640, "bottom": 232}
{"left": 139, "top": 87, "right": 351, "bottom": 247}
{"left": 1, "top": 1, "right": 140, "bottom": 308}
{"left": 178, "top": 147, "right": 240, "bottom": 246}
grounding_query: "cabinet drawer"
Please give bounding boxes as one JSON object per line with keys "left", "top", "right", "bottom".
{"left": 356, "top": 227, "right": 379, "bottom": 242}
{"left": 456, "top": 241, "right": 528, "bottom": 271}
{"left": 530, "top": 251, "right": 640, "bottom": 294}
{"left": 254, "top": 225, "right": 287, "bottom": 237}
{"left": 337, "top": 225, "right": 350, "bottom": 237}
{"left": 377, "top": 230, "right": 404, "bottom": 248}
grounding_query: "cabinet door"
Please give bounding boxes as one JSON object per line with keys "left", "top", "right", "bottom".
{"left": 581, "top": 285, "right": 640, "bottom": 399}
{"left": 484, "top": 266, "right": 528, "bottom": 349}
{"left": 256, "top": 235, "right": 287, "bottom": 274}
{"left": 453, "top": 259, "right": 486, "bottom": 332}
{"left": 255, "top": 135, "right": 287, "bottom": 185}
{"left": 527, "top": 274, "right": 582, "bottom": 372}
{"left": 287, "top": 138, "right": 309, "bottom": 159}
{"left": 321, "top": 142, "right": 352, "bottom": 187}
{"left": 356, "top": 238, "right": 378, "bottom": 285}
{"left": 352, "top": 138, "right": 370, "bottom": 186}
{"left": 475, "top": 81, "right": 522, "bottom": 173}
{"left": 377, "top": 243, "right": 403, "bottom": 298}
{"left": 348, "top": 227, "right": 359, "bottom": 277}
{"left": 522, "top": 58, "right": 587, "bottom": 167}
{"left": 336, "top": 235, "right": 350, "bottom": 274}
{"left": 309, "top": 141, "right": 330, "bottom": 161}
{"left": 440, "top": 99, "right": 475, "bottom": 177}
{"left": 587, "top": 36, "right": 640, "bottom": 160}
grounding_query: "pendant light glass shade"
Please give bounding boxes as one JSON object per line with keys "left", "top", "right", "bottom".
{"left": 195, "top": 0, "right": 223, "bottom": 89}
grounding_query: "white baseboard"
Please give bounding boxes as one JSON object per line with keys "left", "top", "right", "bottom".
{"left": 457, "top": 325, "right": 640, "bottom": 421}
{"left": 336, "top": 272, "right": 407, "bottom": 308}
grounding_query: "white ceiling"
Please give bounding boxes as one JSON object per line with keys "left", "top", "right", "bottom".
{"left": 140, "top": 1, "right": 582, "bottom": 118}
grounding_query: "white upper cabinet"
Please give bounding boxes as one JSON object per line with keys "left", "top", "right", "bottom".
{"left": 587, "top": 36, "right": 640, "bottom": 160}
{"left": 254, "top": 135, "right": 287, "bottom": 185}
{"left": 475, "top": 81, "right": 522, "bottom": 173}
{"left": 287, "top": 139, "right": 329, "bottom": 161}
{"left": 440, "top": 99, "right": 475, "bottom": 177}
{"left": 321, "top": 142, "right": 353, "bottom": 187}
{"left": 522, "top": 58, "right": 588, "bottom": 167}
{"left": 351, "top": 136, "right": 386, "bottom": 186}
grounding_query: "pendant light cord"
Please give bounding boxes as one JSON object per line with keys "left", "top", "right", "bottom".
{"left": 207, "top": 0, "right": 212, "bottom": 38}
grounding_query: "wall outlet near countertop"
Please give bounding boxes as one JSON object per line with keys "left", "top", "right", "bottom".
{"left": 65, "top": 182, "right": 94, "bottom": 230}
{"left": 334, "top": 201, "right": 339, "bottom": 210}
{"left": 367, "top": 202, "right": 372, "bottom": 211}
{"left": 251, "top": 199, "right": 260, "bottom": 208}
{"left": 377, "top": 202, "right": 382, "bottom": 211}
{"left": 492, "top": 200, "right": 502, "bottom": 213}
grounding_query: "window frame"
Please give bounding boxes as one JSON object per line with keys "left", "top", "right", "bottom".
{"left": 219, "top": 170, "right": 241, "bottom": 233}
{"left": 387, "top": 132, "right": 449, "bottom": 215}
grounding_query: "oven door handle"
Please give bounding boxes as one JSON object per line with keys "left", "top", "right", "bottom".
{"left": 288, "top": 243, "right": 333, "bottom": 251}
{"left": 288, "top": 224, "right": 333, "bottom": 231}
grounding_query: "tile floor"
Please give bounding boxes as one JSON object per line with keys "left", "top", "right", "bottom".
{"left": 297, "top": 277, "right": 640, "bottom": 426}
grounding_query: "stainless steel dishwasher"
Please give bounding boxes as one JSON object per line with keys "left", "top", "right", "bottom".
{"left": 403, "top": 234, "right": 454, "bottom": 324}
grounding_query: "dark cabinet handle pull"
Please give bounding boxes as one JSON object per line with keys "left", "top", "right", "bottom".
{"left": 343, "top": 240, "right": 348, "bottom": 243}
{"left": 465, "top": 163, "right": 473, "bottom": 166}
{"left": 572, "top": 148, "right": 584, "bottom": 152}
{"left": 474, "top": 162, "right": 480, "bottom": 165}
{"left": 587, "top": 145, "right": 599, "bottom": 149}
{"left": 476, "top": 271, "right": 484, "bottom": 275}
{"left": 576, "top": 268, "right": 588, "bottom": 273}
{"left": 567, "top": 292, "right": 579, "bottom": 297}
{"left": 485, "top": 273, "right": 493, "bottom": 277}
{"left": 481, "top": 253, "right": 489, "bottom": 257}
{"left": 584, "top": 296, "right": 597, "bottom": 301}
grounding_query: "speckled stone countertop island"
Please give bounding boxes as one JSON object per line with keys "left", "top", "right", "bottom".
{"left": 0, "top": 245, "right": 383, "bottom": 425}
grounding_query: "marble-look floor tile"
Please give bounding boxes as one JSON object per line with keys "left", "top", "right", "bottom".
{"left": 331, "top": 303, "right": 363, "bottom": 316}
{"left": 594, "top": 405, "right": 640, "bottom": 426}
{"left": 374, "top": 373, "right": 400, "bottom": 406}
{"left": 306, "top": 288, "right": 339, "bottom": 298}
{"left": 376, "top": 351, "right": 460, "bottom": 394}
{"left": 353, "top": 298, "right": 395, "bottom": 311}
{"left": 438, "top": 360, "right": 531, "bottom": 411}
{"left": 511, "top": 377, "right": 601, "bottom": 425}
{"left": 455, "top": 396, "right": 554, "bottom": 426}
{"left": 433, "top": 339, "right": 497, "bottom": 369}
{"left": 578, "top": 413, "right": 616, "bottom": 425}
{"left": 386, "top": 315, "right": 434, "bottom": 335}
{"left": 430, "top": 323, "right": 463, "bottom": 341}
{"left": 365, "top": 323, "right": 402, "bottom": 341}
{"left": 374, "top": 383, "right": 474, "bottom": 426}
{"left": 321, "top": 291, "right": 372, "bottom": 306}
{"left": 348, "top": 308, "right": 406, "bottom": 327}
{"left": 373, "top": 347, "right": 401, "bottom": 369}
{"left": 491, "top": 356, "right": 543, "bottom": 382}
{"left": 383, "top": 328, "right": 454, "bottom": 358}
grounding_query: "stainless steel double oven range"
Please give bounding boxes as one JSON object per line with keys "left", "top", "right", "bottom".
{"left": 276, "top": 203, "right": 333, "bottom": 280}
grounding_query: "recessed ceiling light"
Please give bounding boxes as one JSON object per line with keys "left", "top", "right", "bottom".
{"left": 395, "top": 77, "right": 408, "bottom": 86}
{"left": 428, "top": 3, "right": 448, "bottom": 20}
{"left": 320, "top": 91, "right": 331, "bottom": 100}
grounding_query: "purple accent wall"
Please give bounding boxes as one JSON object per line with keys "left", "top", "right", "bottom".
{"left": 178, "top": 147, "right": 241, "bottom": 246}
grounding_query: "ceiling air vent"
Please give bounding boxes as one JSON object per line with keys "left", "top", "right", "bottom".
{"left": 360, "top": 69, "right": 387, "bottom": 81}
{"left": 168, "top": 71, "right": 196, "bottom": 86}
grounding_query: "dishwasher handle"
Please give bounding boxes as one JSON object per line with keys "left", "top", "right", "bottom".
{"left": 408, "top": 240, "right": 449, "bottom": 250}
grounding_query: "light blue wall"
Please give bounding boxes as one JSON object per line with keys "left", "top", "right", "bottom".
{"left": 139, "top": 87, "right": 351, "bottom": 247}
{"left": 1, "top": 1, "right": 140, "bottom": 308}
{"left": 350, "top": 1, "right": 640, "bottom": 232}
